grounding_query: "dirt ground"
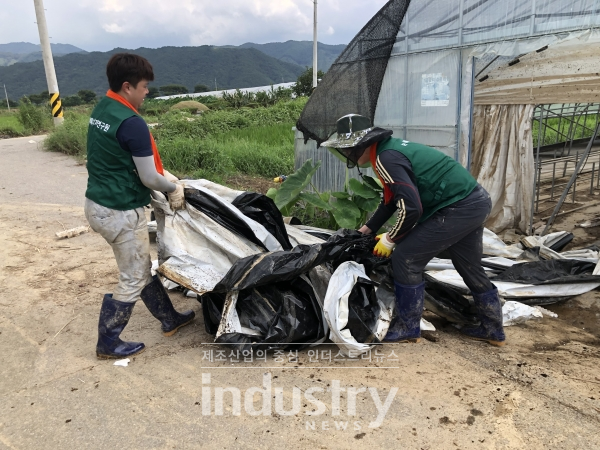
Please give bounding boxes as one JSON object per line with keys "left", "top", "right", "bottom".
{"left": 1, "top": 135, "right": 600, "bottom": 449}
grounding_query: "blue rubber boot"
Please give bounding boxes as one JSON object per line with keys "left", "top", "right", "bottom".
{"left": 141, "top": 276, "right": 195, "bottom": 337}
{"left": 96, "top": 294, "right": 145, "bottom": 359}
{"left": 460, "top": 287, "right": 506, "bottom": 347}
{"left": 383, "top": 282, "right": 424, "bottom": 343}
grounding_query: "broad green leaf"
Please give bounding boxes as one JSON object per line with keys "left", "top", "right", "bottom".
{"left": 362, "top": 175, "right": 383, "bottom": 191}
{"left": 353, "top": 195, "right": 381, "bottom": 212}
{"left": 274, "top": 159, "right": 322, "bottom": 210}
{"left": 266, "top": 188, "right": 278, "bottom": 200}
{"left": 319, "top": 192, "right": 331, "bottom": 203}
{"left": 349, "top": 178, "right": 378, "bottom": 199}
{"left": 299, "top": 192, "right": 332, "bottom": 211}
{"left": 332, "top": 198, "right": 361, "bottom": 229}
{"left": 331, "top": 191, "right": 350, "bottom": 199}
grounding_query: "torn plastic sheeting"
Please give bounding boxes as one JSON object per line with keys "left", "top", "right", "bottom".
{"left": 323, "top": 262, "right": 392, "bottom": 357}
{"left": 425, "top": 258, "right": 499, "bottom": 272}
{"left": 213, "top": 275, "right": 326, "bottom": 351}
{"left": 540, "top": 231, "right": 574, "bottom": 252}
{"left": 426, "top": 269, "right": 600, "bottom": 300}
{"left": 493, "top": 260, "right": 600, "bottom": 285}
{"left": 212, "top": 230, "right": 376, "bottom": 293}
{"left": 285, "top": 224, "right": 328, "bottom": 246}
{"left": 184, "top": 186, "right": 282, "bottom": 252}
{"left": 232, "top": 192, "right": 293, "bottom": 250}
{"left": 152, "top": 192, "right": 265, "bottom": 294}
{"left": 423, "top": 283, "right": 478, "bottom": 325}
{"left": 503, "top": 301, "right": 543, "bottom": 326}
{"left": 483, "top": 228, "right": 524, "bottom": 259}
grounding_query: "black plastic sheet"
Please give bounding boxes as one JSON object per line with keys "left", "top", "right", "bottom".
{"left": 214, "top": 277, "right": 325, "bottom": 351}
{"left": 347, "top": 278, "right": 381, "bottom": 344}
{"left": 232, "top": 192, "right": 293, "bottom": 250}
{"left": 494, "top": 260, "right": 600, "bottom": 285}
{"left": 213, "top": 229, "right": 375, "bottom": 293}
{"left": 184, "top": 188, "right": 268, "bottom": 251}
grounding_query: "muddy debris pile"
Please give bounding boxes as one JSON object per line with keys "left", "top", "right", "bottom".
{"left": 149, "top": 180, "right": 600, "bottom": 355}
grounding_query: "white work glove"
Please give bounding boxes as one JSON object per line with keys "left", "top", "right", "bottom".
{"left": 373, "top": 233, "right": 396, "bottom": 258}
{"left": 168, "top": 183, "right": 186, "bottom": 211}
{"left": 163, "top": 169, "right": 179, "bottom": 183}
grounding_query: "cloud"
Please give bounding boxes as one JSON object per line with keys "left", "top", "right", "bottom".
{"left": 0, "top": 0, "right": 389, "bottom": 51}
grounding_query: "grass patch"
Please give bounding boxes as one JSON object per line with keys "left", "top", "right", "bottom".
{"left": 43, "top": 112, "right": 89, "bottom": 158}
{"left": 0, "top": 111, "right": 25, "bottom": 136}
{"left": 37, "top": 96, "right": 302, "bottom": 186}
{"left": 160, "top": 123, "right": 295, "bottom": 181}
{"left": 533, "top": 114, "right": 600, "bottom": 147}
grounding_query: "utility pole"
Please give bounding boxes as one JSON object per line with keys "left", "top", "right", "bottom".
{"left": 33, "top": 0, "right": 63, "bottom": 126}
{"left": 3, "top": 84, "right": 10, "bottom": 112}
{"left": 313, "top": 0, "right": 318, "bottom": 89}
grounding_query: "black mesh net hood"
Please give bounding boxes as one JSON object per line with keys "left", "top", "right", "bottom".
{"left": 296, "top": 0, "right": 411, "bottom": 146}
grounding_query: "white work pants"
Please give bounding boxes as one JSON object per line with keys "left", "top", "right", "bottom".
{"left": 85, "top": 198, "right": 153, "bottom": 303}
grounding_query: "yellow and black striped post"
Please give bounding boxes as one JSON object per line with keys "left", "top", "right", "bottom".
{"left": 50, "top": 92, "right": 63, "bottom": 120}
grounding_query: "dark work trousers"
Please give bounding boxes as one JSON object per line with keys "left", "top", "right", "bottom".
{"left": 392, "top": 184, "right": 494, "bottom": 294}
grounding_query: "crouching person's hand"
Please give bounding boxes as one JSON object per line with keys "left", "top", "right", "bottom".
{"left": 373, "top": 233, "right": 396, "bottom": 258}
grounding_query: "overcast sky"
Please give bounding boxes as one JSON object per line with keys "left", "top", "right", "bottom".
{"left": 1, "top": 0, "right": 389, "bottom": 51}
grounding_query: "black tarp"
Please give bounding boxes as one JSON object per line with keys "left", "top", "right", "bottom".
{"left": 494, "top": 260, "right": 600, "bottom": 285}
{"left": 232, "top": 192, "right": 293, "bottom": 250}
{"left": 184, "top": 188, "right": 269, "bottom": 251}
{"left": 213, "top": 229, "right": 376, "bottom": 293}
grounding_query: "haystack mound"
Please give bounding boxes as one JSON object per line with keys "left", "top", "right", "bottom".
{"left": 170, "top": 101, "right": 209, "bottom": 114}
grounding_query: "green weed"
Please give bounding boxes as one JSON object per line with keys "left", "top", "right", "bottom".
{"left": 16, "top": 100, "right": 52, "bottom": 134}
{"left": 43, "top": 112, "right": 88, "bottom": 158}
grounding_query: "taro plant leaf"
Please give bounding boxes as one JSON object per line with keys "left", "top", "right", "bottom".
{"left": 274, "top": 159, "right": 322, "bottom": 210}
{"left": 331, "top": 198, "right": 362, "bottom": 229}
{"left": 353, "top": 195, "right": 381, "bottom": 212}
{"left": 349, "top": 178, "right": 378, "bottom": 199}
{"left": 331, "top": 191, "right": 350, "bottom": 199}
{"left": 298, "top": 192, "right": 332, "bottom": 211}
{"left": 362, "top": 175, "right": 383, "bottom": 192}
{"left": 319, "top": 192, "right": 331, "bottom": 203}
{"left": 266, "top": 188, "right": 278, "bottom": 201}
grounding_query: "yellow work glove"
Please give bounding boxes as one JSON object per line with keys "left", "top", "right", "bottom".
{"left": 373, "top": 233, "right": 396, "bottom": 258}
{"left": 168, "top": 183, "right": 186, "bottom": 211}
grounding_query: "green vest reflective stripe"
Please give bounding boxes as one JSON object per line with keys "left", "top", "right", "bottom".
{"left": 85, "top": 96, "right": 151, "bottom": 210}
{"left": 376, "top": 137, "right": 478, "bottom": 223}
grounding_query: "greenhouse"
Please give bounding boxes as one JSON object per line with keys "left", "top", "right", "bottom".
{"left": 295, "top": 0, "right": 600, "bottom": 234}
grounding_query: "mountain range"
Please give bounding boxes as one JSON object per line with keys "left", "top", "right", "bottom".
{"left": 0, "top": 41, "right": 345, "bottom": 101}
{"left": 227, "top": 41, "right": 345, "bottom": 72}
{"left": 0, "top": 42, "right": 85, "bottom": 67}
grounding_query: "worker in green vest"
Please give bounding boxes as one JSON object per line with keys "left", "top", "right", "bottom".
{"left": 85, "top": 53, "right": 194, "bottom": 359}
{"left": 322, "top": 114, "right": 505, "bottom": 347}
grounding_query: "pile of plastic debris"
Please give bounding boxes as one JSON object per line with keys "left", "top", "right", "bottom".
{"left": 150, "top": 180, "right": 600, "bottom": 356}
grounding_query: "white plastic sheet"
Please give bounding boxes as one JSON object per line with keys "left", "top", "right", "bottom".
{"left": 151, "top": 180, "right": 319, "bottom": 295}
{"left": 323, "top": 262, "right": 392, "bottom": 357}
{"left": 427, "top": 269, "right": 600, "bottom": 299}
{"left": 503, "top": 301, "right": 543, "bottom": 326}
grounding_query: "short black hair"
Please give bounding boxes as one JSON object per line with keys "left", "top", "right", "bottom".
{"left": 106, "top": 53, "right": 154, "bottom": 92}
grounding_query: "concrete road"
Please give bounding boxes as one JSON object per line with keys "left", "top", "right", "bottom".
{"left": 0, "top": 135, "right": 88, "bottom": 206}
{"left": 1, "top": 136, "right": 599, "bottom": 449}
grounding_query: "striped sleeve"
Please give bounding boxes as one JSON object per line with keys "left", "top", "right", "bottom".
{"left": 365, "top": 151, "right": 422, "bottom": 241}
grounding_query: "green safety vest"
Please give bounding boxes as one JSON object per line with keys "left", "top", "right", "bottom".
{"left": 375, "top": 137, "right": 478, "bottom": 223}
{"left": 85, "top": 96, "right": 151, "bottom": 210}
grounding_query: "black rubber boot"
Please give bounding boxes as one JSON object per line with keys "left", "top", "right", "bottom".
{"left": 96, "top": 294, "right": 145, "bottom": 359}
{"left": 141, "top": 275, "right": 195, "bottom": 336}
{"left": 460, "top": 287, "right": 506, "bottom": 346}
{"left": 383, "top": 282, "right": 424, "bottom": 343}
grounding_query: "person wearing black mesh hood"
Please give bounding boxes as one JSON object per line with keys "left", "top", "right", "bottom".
{"left": 322, "top": 114, "right": 505, "bottom": 347}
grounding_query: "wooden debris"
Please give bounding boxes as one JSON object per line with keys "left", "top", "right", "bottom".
{"left": 56, "top": 226, "right": 89, "bottom": 240}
